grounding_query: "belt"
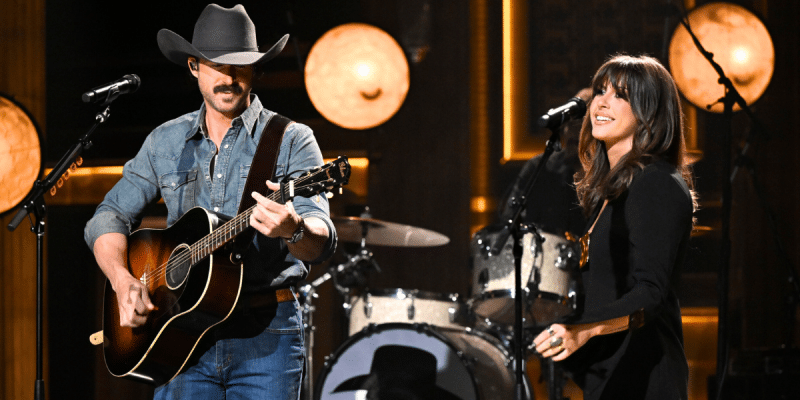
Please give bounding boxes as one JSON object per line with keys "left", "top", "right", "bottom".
{"left": 244, "top": 287, "right": 295, "bottom": 309}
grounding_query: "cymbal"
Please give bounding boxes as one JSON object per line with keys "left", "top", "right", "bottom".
{"left": 333, "top": 216, "right": 450, "bottom": 247}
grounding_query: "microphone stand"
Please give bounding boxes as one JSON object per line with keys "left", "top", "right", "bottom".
{"left": 675, "top": 11, "right": 794, "bottom": 398}
{"left": 7, "top": 103, "right": 113, "bottom": 400}
{"left": 491, "top": 124, "right": 565, "bottom": 400}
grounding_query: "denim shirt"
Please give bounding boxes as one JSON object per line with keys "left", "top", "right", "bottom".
{"left": 84, "top": 95, "right": 336, "bottom": 293}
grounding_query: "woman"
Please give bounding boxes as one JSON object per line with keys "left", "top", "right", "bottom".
{"left": 533, "top": 54, "right": 695, "bottom": 400}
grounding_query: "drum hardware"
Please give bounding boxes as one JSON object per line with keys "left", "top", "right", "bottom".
{"left": 448, "top": 304, "right": 459, "bottom": 324}
{"left": 362, "top": 292, "right": 372, "bottom": 318}
{"left": 408, "top": 292, "right": 416, "bottom": 320}
{"left": 555, "top": 243, "right": 578, "bottom": 270}
{"left": 341, "top": 300, "right": 351, "bottom": 319}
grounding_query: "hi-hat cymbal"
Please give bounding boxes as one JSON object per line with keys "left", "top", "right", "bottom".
{"left": 333, "top": 216, "right": 450, "bottom": 247}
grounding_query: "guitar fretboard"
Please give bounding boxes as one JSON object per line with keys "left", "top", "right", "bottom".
{"left": 184, "top": 174, "right": 324, "bottom": 265}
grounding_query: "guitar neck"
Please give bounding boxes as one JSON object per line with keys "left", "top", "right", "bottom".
{"left": 187, "top": 180, "right": 305, "bottom": 262}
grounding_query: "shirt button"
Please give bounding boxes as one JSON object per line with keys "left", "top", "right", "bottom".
{"left": 214, "top": 207, "right": 219, "bottom": 212}
{"left": 171, "top": 182, "right": 176, "bottom": 187}
{"left": 217, "top": 173, "right": 222, "bottom": 178}
{"left": 224, "top": 144, "right": 229, "bottom": 149}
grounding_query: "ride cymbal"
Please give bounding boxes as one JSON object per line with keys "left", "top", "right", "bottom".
{"left": 333, "top": 216, "right": 449, "bottom": 247}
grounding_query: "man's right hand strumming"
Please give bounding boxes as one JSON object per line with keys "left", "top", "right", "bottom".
{"left": 112, "top": 273, "right": 154, "bottom": 327}
{"left": 93, "top": 232, "right": 155, "bottom": 327}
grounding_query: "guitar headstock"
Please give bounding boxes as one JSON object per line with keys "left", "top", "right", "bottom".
{"left": 289, "top": 156, "right": 351, "bottom": 199}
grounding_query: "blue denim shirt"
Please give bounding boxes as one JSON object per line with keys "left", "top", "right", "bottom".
{"left": 84, "top": 95, "right": 336, "bottom": 293}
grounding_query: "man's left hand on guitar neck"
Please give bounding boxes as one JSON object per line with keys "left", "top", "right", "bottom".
{"left": 250, "top": 180, "right": 330, "bottom": 262}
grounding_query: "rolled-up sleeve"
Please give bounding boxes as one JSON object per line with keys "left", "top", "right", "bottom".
{"left": 280, "top": 122, "right": 337, "bottom": 264}
{"left": 84, "top": 133, "right": 161, "bottom": 251}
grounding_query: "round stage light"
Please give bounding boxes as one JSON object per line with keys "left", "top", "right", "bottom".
{"left": 305, "top": 23, "right": 410, "bottom": 130}
{"left": 669, "top": 2, "right": 774, "bottom": 113}
{"left": 0, "top": 94, "right": 42, "bottom": 214}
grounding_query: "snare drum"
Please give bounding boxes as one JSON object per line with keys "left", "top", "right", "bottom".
{"left": 315, "top": 323, "right": 529, "bottom": 400}
{"left": 470, "top": 227, "right": 580, "bottom": 326}
{"left": 347, "top": 289, "right": 468, "bottom": 335}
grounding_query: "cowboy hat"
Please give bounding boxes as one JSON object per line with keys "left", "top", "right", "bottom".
{"left": 157, "top": 4, "right": 288, "bottom": 66}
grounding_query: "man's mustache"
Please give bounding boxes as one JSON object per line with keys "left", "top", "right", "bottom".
{"left": 214, "top": 84, "right": 243, "bottom": 94}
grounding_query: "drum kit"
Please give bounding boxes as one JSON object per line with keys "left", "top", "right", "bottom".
{"left": 299, "top": 211, "right": 582, "bottom": 400}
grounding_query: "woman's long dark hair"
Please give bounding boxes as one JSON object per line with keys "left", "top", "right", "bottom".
{"left": 575, "top": 54, "right": 697, "bottom": 216}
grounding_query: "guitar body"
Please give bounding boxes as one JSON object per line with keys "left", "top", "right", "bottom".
{"left": 102, "top": 207, "right": 243, "bottom": 385}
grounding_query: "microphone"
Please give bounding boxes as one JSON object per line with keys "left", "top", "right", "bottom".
{"left": 82, "top": 74, "right": 141, "bottom": 104}
{"left": 537, "top": 96, "right": 588, "bottom": 130}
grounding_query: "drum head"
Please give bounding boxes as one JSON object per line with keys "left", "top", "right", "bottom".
{"left": 315, "top": 323, "right": 478, "bottom": 400}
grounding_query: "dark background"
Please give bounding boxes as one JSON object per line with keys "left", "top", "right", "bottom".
{"left": 38, "top": 0, "right": 800, "bottom": 399}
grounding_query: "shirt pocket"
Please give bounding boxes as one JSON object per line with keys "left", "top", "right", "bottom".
{"left": 159, "top": 170, "right": 198, "bottom": 218}
{"left": 237, "top": 164, "right": 251, "bottom": 201}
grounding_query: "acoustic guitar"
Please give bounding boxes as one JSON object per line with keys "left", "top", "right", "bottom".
{"left": 90, "top": 156, "right": 350, "bottom": 385}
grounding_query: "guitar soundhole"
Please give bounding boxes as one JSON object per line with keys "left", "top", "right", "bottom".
{"left": 166, "top": 244, "right": 192, "bottom": 290}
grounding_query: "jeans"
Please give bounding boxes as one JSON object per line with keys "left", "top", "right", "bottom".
{"left": 153, "top": 300, "right": 305, "bottom": 400}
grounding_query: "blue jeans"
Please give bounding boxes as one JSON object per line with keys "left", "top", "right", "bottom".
{"left": 153, "top": 300, "right": 305, "bottom": 400}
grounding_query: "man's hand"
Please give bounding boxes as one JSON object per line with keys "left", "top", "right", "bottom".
{"left": 112, "top": 273, "right": 155, "bottom": 328}
{"left": 249, "top": 180, "right": 302, "bottom": 240}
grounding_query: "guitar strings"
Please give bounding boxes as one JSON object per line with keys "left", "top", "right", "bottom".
{"left": 141, "top": 170, "right": 327, "bottom": 286}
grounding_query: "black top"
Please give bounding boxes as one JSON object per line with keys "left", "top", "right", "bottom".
{"left": 561, "top": 161, "right": 692, "bottom": 400}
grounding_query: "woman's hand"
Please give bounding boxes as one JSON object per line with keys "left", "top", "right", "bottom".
{"left": 534, "top": 315, "right": 631, "bottom": 361}
{"left": 533, "top": 323, "right": 595, "bottom": 361}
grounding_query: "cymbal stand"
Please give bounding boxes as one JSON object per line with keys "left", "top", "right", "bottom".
{"left": 297, "top": 247, "right": 378, "bottom": 400}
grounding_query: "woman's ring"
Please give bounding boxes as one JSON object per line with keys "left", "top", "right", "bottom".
{"left": 550, "top": 336, "right": 563, "bottom": 348}
{"left": 547, "top": 326, "right": 555, "bottom": 336}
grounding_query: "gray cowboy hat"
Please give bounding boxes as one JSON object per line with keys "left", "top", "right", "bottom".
{"left": 157, "top": 3, "right": 288, "bottom": 66}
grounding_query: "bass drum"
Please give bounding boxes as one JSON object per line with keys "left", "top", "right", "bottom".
{"left": 315, "top": 323, "right": 529, "bottom": 400}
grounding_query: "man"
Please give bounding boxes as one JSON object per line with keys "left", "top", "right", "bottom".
{"left": 84, "top": 4, "right": 336, "bottom": 399}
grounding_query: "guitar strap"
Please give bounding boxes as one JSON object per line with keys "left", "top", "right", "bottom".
{"left": 231, "top": 113, "right": 293, "bottom": 254}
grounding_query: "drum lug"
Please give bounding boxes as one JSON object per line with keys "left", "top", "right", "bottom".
{"left": 555, "top": 243, "right": 579, "bottom": 270}
{"left": 478, "top": 269, "right": 489, "bottom": 290}
{"left": 407, "top": 292, "right": 416, "bottom": 320}
{"left": 323, "top": 353, "right": 334, "bottom": 368}
{"left": 568, "top": 284, "right": 578, "bottom": 310}
{"left": 342, "top": 300, "right": 352, "bottom": 318}
{"left": 361, "top": 292, "right": 373, "bottom": 318}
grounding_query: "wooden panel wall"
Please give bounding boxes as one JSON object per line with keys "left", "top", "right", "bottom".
{"left": 0, "top": 1, "right": 46, "bottom": 400}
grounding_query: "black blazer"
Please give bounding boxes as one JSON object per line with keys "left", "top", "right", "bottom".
{"left": 562, "top": 161, "right": 693, "bottom": 400}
